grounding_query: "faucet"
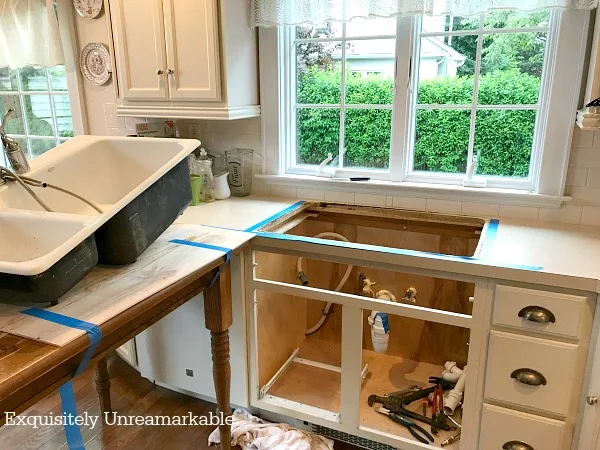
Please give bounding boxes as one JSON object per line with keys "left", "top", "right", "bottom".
{"left": 1, "top": 108, "right": 30, "bottom": 176}
{"left": 316, "top": 152, "right": 336, "bottom": 178}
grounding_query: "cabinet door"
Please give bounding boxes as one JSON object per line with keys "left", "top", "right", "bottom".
{"left": 162, "top": 0, "right": 221, "bottom": 101}
{"left": 110, "top": 0, "right": 168, "bottom": 100}
{"left": 578, "top": 300, "right": 600, "bottom": 449}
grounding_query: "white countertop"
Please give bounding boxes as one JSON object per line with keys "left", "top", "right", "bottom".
{"left": 176, "top": 196, "right": 600, "bottom": 294}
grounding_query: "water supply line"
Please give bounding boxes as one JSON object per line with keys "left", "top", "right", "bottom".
{"left": 297, "top": 232, "right": 353, "bottom": 335}
{"left": 0, "top": 166, "right": 103, "bottom": 214}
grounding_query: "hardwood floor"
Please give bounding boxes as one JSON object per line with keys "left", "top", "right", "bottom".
{"left": 0, "top": 354, "right": 360, "bottom": 450}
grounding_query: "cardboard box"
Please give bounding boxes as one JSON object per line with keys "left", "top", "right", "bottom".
{"left": 135, "top": 121, "right": 177, "bottom": 138}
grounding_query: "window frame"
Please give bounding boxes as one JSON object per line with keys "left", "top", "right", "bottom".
{"left": 262, "top": 9, "right": 590, "bottom": 198}
{"left": 0, "top": 66, "right": 74, "bottom": 157}
{"left": 0, "top": 0, "right": 87, "bottom": 166}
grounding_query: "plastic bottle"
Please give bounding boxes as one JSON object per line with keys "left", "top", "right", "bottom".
{"left": 197, "top": 159, "right": 215, "bottom": 202}
{"left": 368, "top": 311, "right": 389, "bottom": 353}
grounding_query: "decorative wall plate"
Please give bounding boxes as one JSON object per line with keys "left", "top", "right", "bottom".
{"left": 80, "top": 43, "right": 112, "bottom": 85}
{"left": 73, "top": 0, "right": 103, "bottom": 19}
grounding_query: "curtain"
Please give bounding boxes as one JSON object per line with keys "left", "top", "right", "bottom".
{"left": 0, "top": 0, "right": 64, "bottom": 69}
{"left": 251, "top": 0, "right": 598, "bottom": 27}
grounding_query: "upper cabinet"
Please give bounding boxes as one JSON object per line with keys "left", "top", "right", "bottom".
{"left": 109, "top": 0, "right": 259, "bottom": 120}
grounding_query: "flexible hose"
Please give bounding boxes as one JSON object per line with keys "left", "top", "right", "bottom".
{"left": 297, "top": 232, "right": 353, "bottom": 335}
{"left": 0, "top": 167, "right": 104, "bottom": 214}
{"left": 0, "top": 166, "right": 53, "bottom": 212}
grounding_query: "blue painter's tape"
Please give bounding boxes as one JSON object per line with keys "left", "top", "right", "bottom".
{"left": 255, "top": 230, "right": 543, "bottom": 271}
{"left": 169, "top": 239, "right": 233, "bottom": 286}
{"left": 20, "top": 309, "right": 102, "bottom": 450}
{"left": 244, "top": 201, "right": 306, "bottom": 232}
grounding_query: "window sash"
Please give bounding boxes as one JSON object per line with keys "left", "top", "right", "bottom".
{"left": 0, "top": 66, "right": 73, "bottom": 165}
{"left": 277, "top": 10, "right": 589, "bottom": 195}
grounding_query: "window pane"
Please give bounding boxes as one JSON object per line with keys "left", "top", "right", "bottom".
{"left": 484, "top": 9, "right": 550, "bottom": 29}
{"left": 297, "top": 44, "right": 341, "bottom": 104}
{"left": 29, "top": 139, "right": 56, "bottom": 158}
{"left": 346, "top": 17, "right": 397, "bottom": 37}
{"left": 422, "top": 15, "right": 478, "bottom": 33}
{"left": 478, "top": 32, "right": 546, "bottom": 105}
{"left": 0, "top": 67, "right": 18, "bottom": 91}
{"left": 417, "top": 35, "right": 477, "bottom": 104}
{"left": 0, "top": 95, "right": 25, "bottom": 134}
{"left": 49, "top": 66, "right": 68, "bottom": 91}
{"left": 23, "top": 95, "right": 54, "bottom": 136}
{"left": 474, "top": 109, "right": 535, "bottom": 178}
{"left": 19, "top": 67, "right": 48, "bottom": 91}
{"left": 296, "top": 22, "right": 342, "bottom": 39}
{"left": 413, "top": 109, "right": 470, "bottom": 174}
{"left": 344, "top": 109, "right": 391, "bottom": 169}
{"left": 345, "top": 39, "right": 395, "bottom": 105}
{"left": 297, "top": 108, "right": 340, "bottom": 165}
{"left": 53, "top": 95, "right": 74, "bottom": 137}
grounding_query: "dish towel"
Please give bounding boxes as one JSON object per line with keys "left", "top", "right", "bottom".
{"left": 208, "top": 409, "right": 334, "bottom": 450}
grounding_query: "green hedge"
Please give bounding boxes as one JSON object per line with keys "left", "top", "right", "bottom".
{"left": 297, "top": 69, "right": 540, "bottom": 177}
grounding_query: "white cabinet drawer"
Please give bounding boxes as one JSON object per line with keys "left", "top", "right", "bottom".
{"left": 485, "top": 331, "right": 580, "bottom": 416}
{"left": 479, "top": 404, "right": 568, "bottom": 450}
{"left": 492, "top": 285, "right": 592, "bottom": 340}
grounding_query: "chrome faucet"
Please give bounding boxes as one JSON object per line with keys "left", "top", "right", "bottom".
{"left": 0, "top": 108, "right": 30, "bottom": 176}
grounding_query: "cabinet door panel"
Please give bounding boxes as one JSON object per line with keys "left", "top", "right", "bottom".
{"left": 163, "top": 0, "right": 221, "bottom": 101}
{"left": 110, "top": 0, "right": 168, "bottom": 100}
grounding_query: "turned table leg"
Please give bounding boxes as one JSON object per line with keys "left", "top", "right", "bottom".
{"left": 204, "top": 264, "right": 233, "bottom": 450}
{"left": 95, "top": 357, "right": 112, "bottom": 417}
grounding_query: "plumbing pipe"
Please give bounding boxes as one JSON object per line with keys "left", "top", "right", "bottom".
{"left": 376, "top": 289, "right": 396, "bottom": 302}
{"left": 444, "top": 366, "right": 467, "bottom": 415}
{"left": 441, "top": 361, "right": 463, "bottom": 383}
{"left": 297, "top": 232, "right": 353, "bottom": 335}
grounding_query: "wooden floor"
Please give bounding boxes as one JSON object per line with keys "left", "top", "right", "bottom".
{"left": 0, "top": 354, "right": 360, "bottom": 450}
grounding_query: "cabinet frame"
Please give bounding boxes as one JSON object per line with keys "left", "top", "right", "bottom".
{"left": 245, "top": 239, "right": 493, "bottom": 450}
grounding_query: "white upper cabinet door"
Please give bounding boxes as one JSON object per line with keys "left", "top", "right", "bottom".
{"left": 162, "top": 0, "right": 221, "bottom": 101}
{"left": 110, "top": 0, "right": 168, "bottom": 101}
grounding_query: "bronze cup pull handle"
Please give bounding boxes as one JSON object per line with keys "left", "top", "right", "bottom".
{"left": 511, "top": 368, "right": 547, "bottom": 386}
{"left": 518, "top": 305, "right": 556, "bottom": 324}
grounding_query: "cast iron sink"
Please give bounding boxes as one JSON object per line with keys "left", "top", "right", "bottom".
{"left": 0, "top": 136, "right": 196, "bottom": 303}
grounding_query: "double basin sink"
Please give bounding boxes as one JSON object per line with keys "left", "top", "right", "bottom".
{"left": 0, "top": 136, "right": 197, "bottom": 304}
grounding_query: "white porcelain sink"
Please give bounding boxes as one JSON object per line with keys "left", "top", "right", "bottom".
{"left": 0, "top": 210, "right": 93, "bottom": 269}
{"left": 0, "top": 135, "right": 198, "bottom": 278}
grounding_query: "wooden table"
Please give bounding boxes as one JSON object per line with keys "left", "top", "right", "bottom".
{"left": 0, "top": 256, "right": 233, "bottom": 450}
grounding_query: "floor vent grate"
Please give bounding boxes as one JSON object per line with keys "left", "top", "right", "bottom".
{"left": 311, "top": 425, "right": 397, "bottom": 450}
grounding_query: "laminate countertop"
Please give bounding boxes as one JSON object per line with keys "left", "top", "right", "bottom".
{"left": 176, "top": 196, "right": 600, "bottom": 294}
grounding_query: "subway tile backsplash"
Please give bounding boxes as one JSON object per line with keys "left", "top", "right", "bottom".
{"left": 99, "top": 105, "right": 600, "bottom": 227}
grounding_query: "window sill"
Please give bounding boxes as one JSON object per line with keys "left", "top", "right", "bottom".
{"left": 256, "top": 174, "right": 569, "bottom": 209}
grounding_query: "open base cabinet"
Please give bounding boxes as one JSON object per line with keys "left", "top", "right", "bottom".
{"left": 246, "top": 203, "right": 492, "bottom": 450}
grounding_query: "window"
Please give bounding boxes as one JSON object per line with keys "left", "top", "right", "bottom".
{"left": 269, "top": 9, "right": 588, "bottom": 195}
{"left": 0, "top": 65, "right": 74, "bottom": 167}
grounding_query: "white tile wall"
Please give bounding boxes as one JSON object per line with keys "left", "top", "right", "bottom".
{"left": 498, "top": 205, "right": 540, "bottom": 220}
{"left": 461, "top": 202, "right": 500, "bottom": 217}
{"left": 355, "top": 193, "right": 387, "bottom": 206}
{"left": 391, "top": 196, "right": 427, "bottom": 210}
{"left": 426, "top": 199, "right": 462, "bottom": 214}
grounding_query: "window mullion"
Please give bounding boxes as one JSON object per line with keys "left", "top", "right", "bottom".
{"left": 465, "top": 15, "right": 486, "bottom": 180}
{"left": 338, "top": 21, "right": 347, "bottom": 170}
{"left": 389, "top": 16, "right": 414, "bottom": 182}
